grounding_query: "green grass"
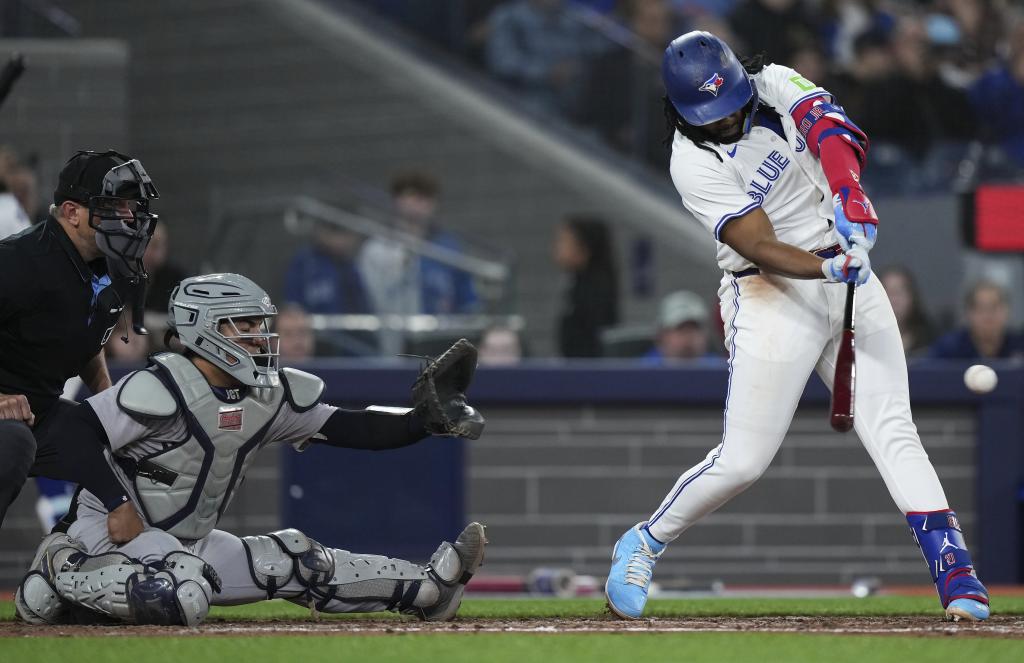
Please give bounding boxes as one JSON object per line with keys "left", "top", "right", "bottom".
{"left": 1, "top": 633, "right": 1022, "bottom": 663}
{"left": 3, "top": 598, "right": 1023, "bottom": 663}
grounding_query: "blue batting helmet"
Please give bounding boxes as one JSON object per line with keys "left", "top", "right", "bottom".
{"left": 662, "top": 31, "right": 755, "bottom": 127}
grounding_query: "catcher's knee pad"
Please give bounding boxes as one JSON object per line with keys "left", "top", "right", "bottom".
{"left": 16, "top": 573, "right": 65, "bottom": 625}
{"left": 241, "top": 528, "right": 334, "bottom": 599}
{"left": 241, "top": 528, "right": 432, "bottom": 612}
{"left": 15, "top": 532, "right": 85, "bottom": 625}
{"left": 54, "top": 550, "right": 217, "bottom": 626}
{"left": 907, "top": 510, "right": 989, "bottom": 608}
{"left": 128, "top": 551, "right": 218, "bottom": 626}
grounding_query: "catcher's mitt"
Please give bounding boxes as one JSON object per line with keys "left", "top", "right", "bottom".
{"left": 412, "top": 338, "right": 485, "bottom": 440}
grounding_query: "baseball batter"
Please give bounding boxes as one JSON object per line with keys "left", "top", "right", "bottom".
{"left": 605, "top": 32, "right": 990, "bottom": 622}
{"left": 16, "top": 273, "right": 487, "bottom": 626}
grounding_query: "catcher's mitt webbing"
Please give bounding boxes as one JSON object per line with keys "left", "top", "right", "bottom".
{"left": 411, "top": 339, "right": 482, "bottom": 438}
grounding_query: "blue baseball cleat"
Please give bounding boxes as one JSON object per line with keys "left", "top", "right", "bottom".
{"left": 605, "top": 523, "right": 664, "bottom": 619}
{"left": 943, "top": 570, "right": 990, "bottom": 622}
{"left": 946, "top": 597, "right": 991, "bottom": 622}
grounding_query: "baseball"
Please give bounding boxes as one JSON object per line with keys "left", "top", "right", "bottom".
{"left": 964, "top": 364, "right": 998, "bottom": 394}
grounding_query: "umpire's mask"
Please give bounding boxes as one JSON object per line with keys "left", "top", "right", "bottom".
{"left": 168, "top": 273, "right": 281, "bottom": 389}
{"left": 54, "top": 149, "right": 160, "bottom": 280}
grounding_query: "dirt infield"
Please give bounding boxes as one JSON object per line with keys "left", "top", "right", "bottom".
{"left": 3, "top": 616, "right": 1023, "bottom": 638}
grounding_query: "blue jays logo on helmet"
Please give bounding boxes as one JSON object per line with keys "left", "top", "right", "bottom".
{"left": 662, "top": 31, "right": 758, "bottom": 132}
{"left": 699, "top": 73, "right": 725, "bottom": 96}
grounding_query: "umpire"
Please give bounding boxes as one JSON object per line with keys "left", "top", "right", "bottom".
{"left": 0, "top": 150, "right": 159, "bottom": 542}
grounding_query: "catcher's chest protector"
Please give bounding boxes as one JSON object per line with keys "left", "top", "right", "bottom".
{"left": 120, "top": 353, "right": 285, "bottom": 540}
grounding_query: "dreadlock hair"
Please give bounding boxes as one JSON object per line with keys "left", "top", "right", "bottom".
{"left": 663, "top": 52, "right": 775, "bottom": 162}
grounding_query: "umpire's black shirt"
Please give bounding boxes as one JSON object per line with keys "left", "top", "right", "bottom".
{"left": 0, "top": 217, "right": 125, "bottom": 423}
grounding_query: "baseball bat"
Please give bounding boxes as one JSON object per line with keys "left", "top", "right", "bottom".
{"left": 830, "top": 281, "right": 857, "bottom": 432}
{"left": 0, "top": 53, "right": 26, "bottom": 110}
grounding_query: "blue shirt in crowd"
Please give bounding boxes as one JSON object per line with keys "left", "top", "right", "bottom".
{"left": 969, "top": 65, "right": 1024, "bottom": 165}
{"left": 929, "top": 328, "right": 1024, "bottom": 360}
{"left": 283, "top": 245, "right": 372, "bottom": 314}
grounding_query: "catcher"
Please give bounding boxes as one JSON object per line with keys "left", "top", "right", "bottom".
{"left": 16, "top": 273, "right": 486, "bottom": 627}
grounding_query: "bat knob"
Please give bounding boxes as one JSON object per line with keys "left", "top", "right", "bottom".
{"left": 830, "top": 413, "right": 854, "bottom": 433}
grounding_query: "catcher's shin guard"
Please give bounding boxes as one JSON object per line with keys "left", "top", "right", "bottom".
{"left": 242, "top": 528, "right": 438, "bottom": 614}
{"left": 907, "top": 510, "right": 990, "bottom": 621}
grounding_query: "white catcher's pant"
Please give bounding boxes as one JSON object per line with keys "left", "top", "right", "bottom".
{"left": 646, "top": 273, "right": 949, "bottom": 543}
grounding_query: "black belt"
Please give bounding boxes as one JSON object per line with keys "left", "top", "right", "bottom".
{"left": 730, "top": 244, "right": 843, "bottom": 279}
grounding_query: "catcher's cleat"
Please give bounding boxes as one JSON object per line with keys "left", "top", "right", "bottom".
{"left": 416, "top": 522, "right": 488, "bottom": 622}
{"left": 605, "top": 523, "right": 664, "bottom": 620}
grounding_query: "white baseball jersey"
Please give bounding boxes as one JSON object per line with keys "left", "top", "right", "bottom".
{"left": 669, "top": 64, "right": 840, "bottom": 272}
{"left": 643, "top": 64, "right": 952, "bottom": 548}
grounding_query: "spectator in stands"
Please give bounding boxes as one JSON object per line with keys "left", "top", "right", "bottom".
{"left": 862, "top": 17, "right": 974, "bottom": 161}
{"left": 930, "top": 281, "right": 1024, "bottom": 360}
{"left": 816, "top": 0, "right": 896, "bottom": 68}
{"left": 143, "top": 222, "right": 188, "bottom": 314}
{"left": 284, "top": 217, "right": 377, "bottom": 357}
{"left": 554, "top": 215, "right": 619, "bottom": 357}
{"left": 485, "top": 0, "right": 608, "bottom": 118}
{"left": 456, "top": 0, "right": 510, "bottom": 66}
{"left": 277, "top": 305, "right": 317, "bottom": 362}
{"left": 787, "top": 42, "right": 828, "bottom": 87}
{"left": 879, "top": 266, "right": 935, "bottom": 356}
{"left": 579, "top": 0, "right": 675, "bottom": 166}
{"left": 478, "top": 324, "right": 524, "bottom": 366}
{"left": 642, "top": 290, "right": 716, "bottom": 363}
{"left": 0, "top": 146, "right": 31, "bottom": 239}
{"left": 360, "top": 171, "right": 478, "bottom": 316}
{"left": 284, "top": 219, "right": 372, "bottom": 315}
{"left": 969, "top": 19, "right": 1024, "bottom": 166}
{"left": 935, "top": 0, "right": 1003, "bottom": 84}
{"left": 823, "top": 26, "right": 891, "bottom": 118}
{"left": 728, "top": 0, "right": 819, "bottom": 66}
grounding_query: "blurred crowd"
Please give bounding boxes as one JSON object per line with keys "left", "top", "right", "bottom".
{"left": 5, "top": 141, "right": 1019, "bottom": 369}
{"left": 6, "top": 0, "right": 1023, "bottom": 366}
{"left": 359, "top": 0, "right": 1024, "bottom": 193}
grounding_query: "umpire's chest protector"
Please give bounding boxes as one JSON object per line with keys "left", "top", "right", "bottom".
{"left": 118, "top": 353, "right": 285, "bottom": 540}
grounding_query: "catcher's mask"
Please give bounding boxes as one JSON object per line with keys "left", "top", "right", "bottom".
{"left": 168, "top": 273, "right": 281, "bottom": 388}
{"left": 54, "top": 149, "right": 160, "bottom": 280}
